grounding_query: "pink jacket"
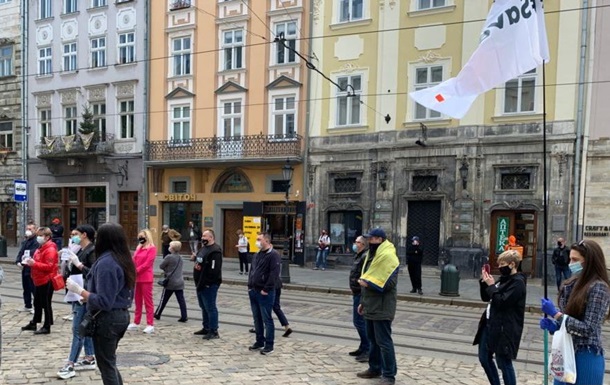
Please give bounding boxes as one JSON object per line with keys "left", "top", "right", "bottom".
{"left": 133, "top": 245, "right": 157, "bottom": 283}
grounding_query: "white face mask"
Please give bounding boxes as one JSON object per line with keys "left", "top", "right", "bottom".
{"left": 255, "top": 241, "right": 262, "bottom": 249}
{"left": 36, "top": 236, "right": 46, "bottom": 245}
{"left": 25, "top": 230, "right": 33, "bottom": 237}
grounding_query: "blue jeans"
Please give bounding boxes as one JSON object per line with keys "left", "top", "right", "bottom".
{"left": 353, "top": 295, "right": 369, "bottom": 352}
{"left": 478, "top": 327, "right": 516, "bottom": 385}
{"left": 197, "top": 285, "right": 219, "bottom": 331}
{"left": 92, "top": 309, "right": 129, "bottom": 385}
{"left": 315, "top": 248, "right": 329, "bottom": 269}
{"left": 68, "top": 302, "right": 95, "bottom": 363}
{"left": 249, "top": 289, "right": 276, "bottom": 349}
{"left": 554, "top": 349, "right": 605, "bottom": 385}
{"left": 555, "top": 265, "right": 571, "bottom": 290}
{"left": 366, "top": 319, "right": 397, "bottom": 381}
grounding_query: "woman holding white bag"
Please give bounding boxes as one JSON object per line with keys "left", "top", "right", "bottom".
{"left": 540, "top": 239, "right": 610, "bottom": 385}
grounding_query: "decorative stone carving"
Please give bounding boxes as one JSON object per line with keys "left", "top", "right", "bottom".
{"left": 503, "top": 200, "right": 523, "bottom": 210}
{"left": 116, "top": 8, "right": 136, "bottom": 31}
{"left": 61, "top": 20, "right": 78, "bottom": 41}
{"left": 340, "top": 62, "right": 358, "bottom": 74}
{"left": 36, "top": 25, "right": 53, "bottom": 46}
{"left": 87, "top": 87, "right": 106, "bottom": 102}
{"left": 389, "top": 0, "right": 397, "bottom": 9}
{"left": 37, "top": 93, "right": 53, "bottom": 107}
{"left": 116, "top": 83, "right": 135, "bottom": 97}
{"left": 419, "top": 50, "right": 441, "bottom": 63}
{"left": 312, "top": 0, "right": 323, "bottom": 25}
{"left": 413, "top": 169, "right": 439, "bottom": 176}
{"left": 115, "top": 142, "right": 134, "bottom": 153}
{"left": 60, "top": 90, "right": 78, "bottom": 104}
{"left": 89, "top": 14, "right": 108, "bottom": 36}
{"left": 552, "top": 151, "right": 568, "bottom": 178}
{"left": 380, "top": 0, "right": 385, "bottom": 9}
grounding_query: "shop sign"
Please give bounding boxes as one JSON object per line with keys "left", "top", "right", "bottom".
{"left": 163, "top": 194, "right": 197, "bottom": 201}
{"left": 496, "top": 216, "right": 510, "bottom": 253}
{"left": 243, "top": 216, "right": 262, "bottom": 253}
{"left": 584, "top": 225, "right": 610, "bottom": 237}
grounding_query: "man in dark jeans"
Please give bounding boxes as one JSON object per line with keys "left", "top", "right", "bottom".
{"left": 247, "top": 232, "right": 280, "bottom": 356}
{"left": 551, "top": 237, "right": 571, "bottom": 290}
{"left": 193, "top": 230, "right": 223, "bottom": 340}
{"left": 348, "top": 235, "right": 370, "bottom": 363}
{"left": 15, "top": 223, "right": 39, "bottom": 313}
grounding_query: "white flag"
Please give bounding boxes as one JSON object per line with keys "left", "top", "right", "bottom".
{"left": 409, "top": 0, "right": 550, "bottom": 119}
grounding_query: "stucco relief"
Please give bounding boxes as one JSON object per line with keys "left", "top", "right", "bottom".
{"left": 334, "top": 35, "right": 363, "bottom": 61}
{"left": 61, "top": 20, "right": 78, "bottom": 41}
{"left": 114, "top": 142, "right": 134, "bottom": 153}
{"left": 312, "top": 0, "right": 323, "bottom": 25}
{"left": 116, "top": 8, "right": 136, "bottom": 31}
{"left": 340, "top": 63, "right": 359, "bottom": 74}
{"left": 89, "top": 14, "right": 107, "bottom": 36}
{"left": 116, "top": 83, "right": 135, "bottom": 97}
{"left": 60, "top": 90, "right": 78, "bottom": 104}
{"left": 36, "top": 25, "right": 53, "bottom": 46}
{"left": 419, "top": 50, "right": 441, "bottom": 63}
{"left": 36, "top": 93, "right": 53, "bottom": 107}
{"left": 87, "top": 87, "right": 106, "bottom": 102}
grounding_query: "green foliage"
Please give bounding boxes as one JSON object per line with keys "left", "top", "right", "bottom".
{"left": 79, "top": 105, "right": 97, "bottom": 135}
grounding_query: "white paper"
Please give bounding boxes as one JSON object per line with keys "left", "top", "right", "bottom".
{"left": 64, "top": 274, "right": 84, "bottom": 303}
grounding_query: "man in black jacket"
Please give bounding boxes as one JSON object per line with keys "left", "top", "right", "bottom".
{"left": 348, "top": 235, "right": 370, "bottom": 363}
{"left": 406, "top": 236, "right": 424, "bottom": 294}
{"left": 15, "top": 223, "right": 39, "bottom": 313}
{"left": 192, "top": 230, "right": 222, "bottom": 340}
{"left": 551, "top": 237, "right": 570, "bottom": 290}
{"left": 247, "top": 232, "right": 280, "bottom": 355}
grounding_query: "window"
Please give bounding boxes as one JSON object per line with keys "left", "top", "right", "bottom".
{"left": 91, "top": 0, "right": 107, "bottom": 7}
{"left": 0, "top": 46, "right": 12, "bottom": 77}
{"left": 0, "top": 0, "right": 11, "bottom": 4}
{"left": 64, "top": 105, "right": 77, "bottom": 135}
{"left": 222, "top": 30, "right": 243, "bottom": 70}
{"left": 504, "top": 69, "right": 536, "bottom": 114}
{"left": 0, "top": 122, "right": 13, "bottom": 150}
{"left": 418, "top": 0, "right": 446, "bottom": 9}
{"left": 119, "top": 100, "right": 134, "bottom": 138}
{"left": 118, "top": 32, "right": 135, "bottom": 64}
{"left": 39, "top": 109, "right": 52, "bottom": 137}
{"left": 339, "top": 0, "right": 363, "bottom": 22}
{"left": 64, "top": 0, "right": 77, "bottom": 13}
{"left": 170, "top": 0, "right": 191, "bottom": 10}
{"left": 62, "top": 42, "right": 77, "bottom": 72}
{"left": 334, "top": 178, "right": 358, "bottom": 193}
{"left": 414, "top": 65, "right": 443, "bottom": 120}
{"left": 272, "top": 96, "right": 295, "bottom": 136}
{"left": 90, "top": 37, "right": 106, "bottom": 68}
{"left": 336, "top": 74, "right": 361, "bottom": 126}
{"left": 39, "top": 0, "right": 52, "bottom": 18}
{"left": 412, "top": 175, "right": 438, "bottom": 191}
{"left": 271, "top": 180, "right": 289, "bottom": 193}
{"left": 501, "top": 173, "right": 531, "bottom": 190}
{"left": 92, "top": 102, "right": 106, "bottom": 140}
{"left": 328, "top": 211, "right": 363, "bottom": 252}
{"left": 221, "top": 101, "right": 242, "bottom": 137}
{"left": 38, "top": 47, "right": 52, "bottom": 75}
{"left": 172, "top": 37, "right": 191, "bottom": 76}
{"left": 171, "top": 105, "right": 190, "bottom": 142}
{"left": 275, "top": 22, "right": 296, "bottom": 64}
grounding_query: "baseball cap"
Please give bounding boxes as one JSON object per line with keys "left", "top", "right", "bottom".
{"left": 412, "top": 236, "right": 420, "bottom": 242}
{"left": 363, "top": 228, "right": 386, "bottom": 239}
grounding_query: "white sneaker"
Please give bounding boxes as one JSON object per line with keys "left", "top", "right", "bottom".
{"left": 57, "top": 363, "right": 76, "bottom": 379}
{"left": 142, "top": 325, "right": 154, "bottom": 334}
{"left": 18, "top": 307, "right": 33, "bottom": 313}
{"left": 127, "top": 323, "right": 139, "bottom": 331}
{"left": 63, "top": 314, "right": 74, "bottom": 321}
{"left": 74, "top": 357, "right": 96, "bottom": 371}
{"left": 30, "top": 308, "right": 35, "bottom": 314}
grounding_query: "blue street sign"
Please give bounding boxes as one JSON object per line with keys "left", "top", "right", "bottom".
{"left": 14, "top": 180, "right": 27, "bottom": 202}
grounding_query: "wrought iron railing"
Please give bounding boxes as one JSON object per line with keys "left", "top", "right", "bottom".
{"left": 36, "top": 133, "right": 115, "bottom": 158}
{"left": 146, "top": 134, "right": 302, "bottom": 162}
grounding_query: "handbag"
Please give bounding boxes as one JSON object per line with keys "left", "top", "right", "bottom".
{"left": 51, "top": 273, "right": 65, "bottom": 291}
{"left": 549, "top": 317, "right": 577, "bottom": 384}
{"left": 79, "top": 310, "right": 101, "bottom": 338}
{"left": 157, "top": 257, "right": 182, "bottom": 287}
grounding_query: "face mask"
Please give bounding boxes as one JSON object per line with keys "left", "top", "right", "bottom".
{"left": 255, "top": 241, "right": 262, "bottom": 249}
{"left": 36, "top": 236, "right": 45, "bottom": 245}
{"left": 71, "top": 235, "right": 81, "bottom": 245}
{"left": 369, "top": 243, "right": 380, "bottom": 253}
{"left": 25, "top": 230, "right": 33, "bottom": 237}
{"left": 138, "top": 237, "right": 146, "bottom": 244}
{"left": 499, "top": 265, "right": 512, "bottom": 277}
{"left": 569, "top": 261, "right": 583, "bottom": 275}
{"left": 202, "top": 239, "right": 209, "bottom": 246}
{"left": 557, "top": 242, "right": 563, "bottom": 247}
{"left": 352, "top": 244, "right": 358, "bottom": 253}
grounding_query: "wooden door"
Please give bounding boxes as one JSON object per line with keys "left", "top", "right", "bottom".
{"left": 2, "top": 204, "right": 16, "bottom": 246}
{"left": 223, "top": 209, "right": 243, "bottom": 258}
{"left": 119, "top": 192, "right": 139, "bottom": 250}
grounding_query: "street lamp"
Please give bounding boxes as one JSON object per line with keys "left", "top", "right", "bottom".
{"left": 459, "top": 159, "right": 469, "bottom": 190}
{"left": 281, "top": 159, "right": 294, "bottom": 284}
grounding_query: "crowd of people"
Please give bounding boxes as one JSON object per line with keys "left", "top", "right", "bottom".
{"left": 11, "top": 219, "right": 610, "bottom": 385}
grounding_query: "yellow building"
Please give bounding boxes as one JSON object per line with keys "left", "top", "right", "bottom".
{"left": 147, "top": 0, "right": 309, "bottom": 261}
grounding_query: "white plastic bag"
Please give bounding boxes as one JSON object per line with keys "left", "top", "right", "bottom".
{"left": 549, "top": 317, "right": 577, "bottom": 384}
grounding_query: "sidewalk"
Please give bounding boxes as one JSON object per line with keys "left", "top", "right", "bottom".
{"left": 0, "top": 246, "right": 555, "bottom": 311}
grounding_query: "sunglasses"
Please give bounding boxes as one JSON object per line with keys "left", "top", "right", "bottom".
{"left": 576, "top": 239, "right": 588, "bottom": 252}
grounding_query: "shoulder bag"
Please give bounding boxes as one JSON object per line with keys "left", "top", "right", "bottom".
{"left": 158, "top": 257, "right": 182, "bottom": 287}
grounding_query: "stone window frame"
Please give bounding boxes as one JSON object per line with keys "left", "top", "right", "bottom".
{"left": 169, "top": 177, "right": 190, "bottom": 193}
{"left": 328, "top": 171, "right": 363, "bottom": 197}
{"left": 493, "top": 164, "right": 538, "bottom": 193}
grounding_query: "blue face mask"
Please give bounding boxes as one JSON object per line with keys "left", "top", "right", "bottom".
{"left": 352, "top": 244, "right": 358, "bottom": 253}
{"left": 569, "top": 261, "right": 583, "bottom": 275}
{"left": 71, "top": 235, "right": 81, "bottom": 245}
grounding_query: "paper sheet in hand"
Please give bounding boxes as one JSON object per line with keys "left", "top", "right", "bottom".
{"left": 64, "top": 274, "right": 83, "bottom": 303}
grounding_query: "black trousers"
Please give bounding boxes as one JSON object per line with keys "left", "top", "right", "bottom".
{"left": 32, "top": 281, "right": 54, "bottom": 328}
{"left": 408, "top": 262, "right": 422, "bottom": 290}
{"left": 21, "top": 269, "right": 35, "bottom": 309}
{"left": 93, "top": 309, "right": 129, "bottom": 385}
{"left": 238, "top": 252, "right": 249, "bottom": 273}
{"left": 162, "top": 244, "right": 170, "bottom": 258}
{"left": 155, "top": 288, "right": 187, "bottom": 320}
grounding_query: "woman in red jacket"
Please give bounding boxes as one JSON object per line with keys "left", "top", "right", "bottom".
{"left": 127, "top": 229, "right": 157, "bottom": 334}
{"left": 21, "top": 227, "right": 58, "bottom": 334}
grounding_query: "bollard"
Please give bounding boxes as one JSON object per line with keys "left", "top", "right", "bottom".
{"left": 439, "top": 263, "right": 460, "bottom": 297}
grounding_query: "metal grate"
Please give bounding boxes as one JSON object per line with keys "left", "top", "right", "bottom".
{"left": 501, "top": 173, "right": 530, "bottom": 190}
{"left": 412, "top": 175, "right": 438, "bottom": 192}
{"left": 334, "top": 178, "right": 358, "bottom": 193}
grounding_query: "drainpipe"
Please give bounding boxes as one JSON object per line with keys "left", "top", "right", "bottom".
{"left": 572, "top": 0, "right": 590, "bottom": 242}
{"left": 20, "top": 0, "right": 29, "bottom": 229}
{"left": 302, "top": 0, "right": 314, "bottom": 257}
{"left": 142, "top": 0, "right": 150, "bottom": 228}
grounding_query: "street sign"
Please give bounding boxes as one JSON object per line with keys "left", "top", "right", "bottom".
{"left": 14, "top": 180, "right": 27, "bottom": 202}
{"left": 496, "top": 216, "right": 509, "bottom": 253}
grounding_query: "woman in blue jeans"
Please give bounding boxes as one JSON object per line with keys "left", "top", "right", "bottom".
{"left": 473, "top": 250, "right": 526, "bottom": 385}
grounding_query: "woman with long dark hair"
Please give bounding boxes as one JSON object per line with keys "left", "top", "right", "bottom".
{"left": 66, "top": 223, "right": 135, "bottom": 385}
{"left": 541, "top": 239, "right": 610, "bottom": 385}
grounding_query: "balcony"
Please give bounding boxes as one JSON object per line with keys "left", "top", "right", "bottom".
{"left": 36, "top": 133, "right": 115, "bottom": 160}
{"left": 146, "top": 133, "right": 302, "bottom": 165}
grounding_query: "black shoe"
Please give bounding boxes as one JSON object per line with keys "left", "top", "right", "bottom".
{"left": 356, "top": 369, "right": 381, "bottom": 379}
{"left": 193, "top": 328, "right": 209, "bottom": 335}
{"left": 178, "top": 318, "right": 188, "bottom": 323}
{"left": 154, "top": 314, "right": 161, "bottom": 320}
{"left": 260, "top": 347, "right": 274, "bottom": 355}
{"left": 410, "top": 288, "right": 417, "bottom": 293}
{"left": 282, "top": 328, "right": 293, "bottom": 337}
{"left": 248, "top": 343, "right": 264, "bottom": 351}
{"left": 418, "top": 289, "right": 423, "bottom": 295}
{"left": 21, "top": 322, "right": 37, "bottom": 331}
{"left": 348, "top": 349, "right": 363, "bottom": 356}
{"left": 34, "top": 327, "right": 50, "bottom": 335}
{"left": 203, "top": 331, "right": 219, "bottom": 340}
{"left": 355, "top": 353, "right": 369, "bottom": 363}
{"left": 249, "top": 328, "right": 255, "bottom": 333}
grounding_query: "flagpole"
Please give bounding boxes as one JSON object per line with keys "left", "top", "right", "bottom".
{"left": 542, "top": 62, "right": 549, "bottom": 385}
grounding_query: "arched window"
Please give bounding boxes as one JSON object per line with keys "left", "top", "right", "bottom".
{"left": 213, "top": 169, "right": 253, "bottom": 193}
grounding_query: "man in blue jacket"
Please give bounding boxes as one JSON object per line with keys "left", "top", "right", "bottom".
{"left": 247, "top": 232, "right": 280, "bottom": 356}
{"left": 15, "top": 223, "right": 39, "bottom": 313}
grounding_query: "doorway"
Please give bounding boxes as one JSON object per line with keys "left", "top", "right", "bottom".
{"left": 119, "top": 192, "right": 139, "bottom": 249}
{"left": 223, "top": 209, "right": 243, "bottom": 258}
{"left": 407, "top": 200, "right": 441, "bottom": 265}
{"left": 1, "top": 204, "right": 16, "bottom": 246}
{"left": 490, "top": 210, "right": 537, "bottom": 276}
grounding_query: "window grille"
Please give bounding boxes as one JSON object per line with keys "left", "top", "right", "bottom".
{"left": 412, "top": 175, "right": 438, "bottom": 191}
{"left": 501, "top": 173, "right": 530, "bottom": 190}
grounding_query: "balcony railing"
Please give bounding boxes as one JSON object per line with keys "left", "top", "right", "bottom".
{"left": 146, "top": 133, "right": 302, "bottom": 162}
{"left": 36, "top": 133, "right": 115, "bottom": 159}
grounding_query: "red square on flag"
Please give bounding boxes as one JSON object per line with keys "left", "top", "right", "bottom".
{"left": 435, "top": 94, "right": 445, "bottom": 102}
